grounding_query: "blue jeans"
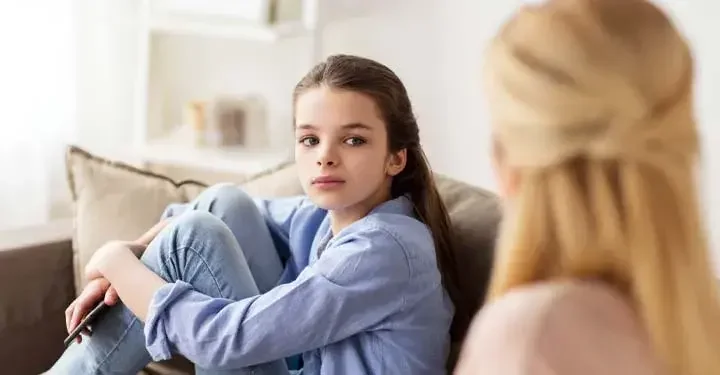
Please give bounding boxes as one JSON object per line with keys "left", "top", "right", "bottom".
{"left": 47, "top": 184, "right": 292, "bottom": 375}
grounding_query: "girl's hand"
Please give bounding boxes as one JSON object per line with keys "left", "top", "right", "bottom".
{"left": 64, "top": 278, "right": 119, "bottom": 344}
{"left": 85, "top": 241, "right": 146, "bottom": 281}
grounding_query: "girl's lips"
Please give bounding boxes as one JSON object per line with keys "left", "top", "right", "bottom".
{"left": 311, "top": 176, "right": 346, "bottom": 190}
{"left": 312, "top": 176, "right": 345, "bottom": 184}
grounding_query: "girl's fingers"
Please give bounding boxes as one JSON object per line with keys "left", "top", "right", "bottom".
{"left": 64, "top": 300, "right": 76, "bottom": 333}
{"left": 104, "top": 286, "right": 119, "bottom": 305}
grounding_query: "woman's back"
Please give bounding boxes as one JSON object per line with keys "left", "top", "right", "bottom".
{"left": 455, "top": 0, "right": 720, "bottom": 373}
{"left": 457, "top": 280, "right": 665, "bottom": 375}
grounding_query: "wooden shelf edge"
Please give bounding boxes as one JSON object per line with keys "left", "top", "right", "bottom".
{"left": 136, "top": 141, "right": 292, "bottom": 175}
{"left": 148, "top": 14, "right": 307, "bottom": 42}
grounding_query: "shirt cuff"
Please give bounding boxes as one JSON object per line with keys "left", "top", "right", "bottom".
{"left": 143, "top": 280, "right": 193, "bottom": 361}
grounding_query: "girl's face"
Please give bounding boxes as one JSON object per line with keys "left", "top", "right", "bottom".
{"left": 294, "top": 85, "right": 406, "bottom": 214}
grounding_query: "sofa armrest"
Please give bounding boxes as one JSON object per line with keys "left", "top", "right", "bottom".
{"left": 0, "top": 220, "right": 75, "bottom": 375}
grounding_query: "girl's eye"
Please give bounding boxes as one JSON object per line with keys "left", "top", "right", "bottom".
{"left": 299, "top": 136, "right": 319, "bottom": 147}
{"left": 345, "top": 137, "right": 366, "bottom": 146}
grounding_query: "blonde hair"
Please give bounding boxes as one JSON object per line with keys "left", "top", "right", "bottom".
{"left": 484, "top": 1, "right": 720, "bottom": 374}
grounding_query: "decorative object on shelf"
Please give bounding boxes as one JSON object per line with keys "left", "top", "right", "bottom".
{"left": 184, "top": 100, "right": 208, "bottom": 147}
{"left": 210, "top": 96, "right": 247, "bottom": 147}
{"left": 214, "top": 95, "right": 268, "bottom": 148}
{"left": 177, "top": 95, "right": 269, "bottom": 150}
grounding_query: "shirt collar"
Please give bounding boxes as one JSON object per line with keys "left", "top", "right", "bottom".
{"left": 368, "top": 194, "right": 415, "bottom": 217}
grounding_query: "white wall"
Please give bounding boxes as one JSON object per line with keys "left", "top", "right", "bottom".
{"left": 0, "top": 1, "right": 76, "bottom": 230}
{"left": 74, "top": 0, "right": 139, "bottom": 152}
{"left": 74, "top": 0, "right": 719, "bottom": 268}
{"left": 663, "top": 1, "right": 720, "bottom": 271}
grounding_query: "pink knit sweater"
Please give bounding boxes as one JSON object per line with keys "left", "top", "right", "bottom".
{"left": 454, "top": 281, "right": 666, "bottom": 375}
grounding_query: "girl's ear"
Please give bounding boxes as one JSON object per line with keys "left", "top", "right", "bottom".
{"left": 386, "top": 149, "right": 407, "bottom": 177}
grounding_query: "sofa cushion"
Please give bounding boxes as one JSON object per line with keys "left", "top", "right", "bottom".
{"left": 0, "top": 220, "right": 75, "bottom": 375}
{"left": 241, "top": 160, "right": 305, "bottom": 198}
{"left": 65, "top": 145, "right": 209, "bottom": 293}
{"left": 435, "top": 175, "right": 501, "bottom": 320}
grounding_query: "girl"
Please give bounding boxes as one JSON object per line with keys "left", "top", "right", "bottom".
{"left": 455, "top": 1, "right": 720, "bottom": 375}
{"left": 49, "top": 54, "right": 465, "bottom": 374}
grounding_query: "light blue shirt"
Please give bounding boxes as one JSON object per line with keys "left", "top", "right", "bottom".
{"left": 144, "top": 195, "right": 454, "bottom": 374}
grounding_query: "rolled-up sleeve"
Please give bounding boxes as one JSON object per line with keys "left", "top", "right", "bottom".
{"left": 143, "top": 226, "right": 413, "bottom": 369}
{"left": 144, "top": 281, "right": 195, "bottom": 360}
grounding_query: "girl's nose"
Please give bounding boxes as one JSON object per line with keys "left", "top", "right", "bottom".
{"left": 316, "top": 145, "right": 337, "bottom": 167}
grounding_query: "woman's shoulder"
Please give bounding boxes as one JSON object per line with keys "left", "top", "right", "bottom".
{"left": 456, "top": 281, "right": 662, "bottom": 375}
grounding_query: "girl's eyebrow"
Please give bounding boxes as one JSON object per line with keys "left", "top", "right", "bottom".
{"left": 296, "top": 123, "right": 373, "bottom": 131}
{"left": 340, "top": 123, "right": 373, "bottom": 131}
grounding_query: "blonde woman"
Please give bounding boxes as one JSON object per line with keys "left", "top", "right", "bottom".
{"left": 455, "top": 0, "right": 720, "bottom": 374}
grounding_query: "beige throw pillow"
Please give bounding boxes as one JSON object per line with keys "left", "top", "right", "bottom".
{"left": 65, "top": 146, "right": 208, "bottom": 292}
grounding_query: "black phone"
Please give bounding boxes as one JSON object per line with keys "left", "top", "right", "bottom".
{"left": 63, "top": 301, "right": 110, "bottom": 347}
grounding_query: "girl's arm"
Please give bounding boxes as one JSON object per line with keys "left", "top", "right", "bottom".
{"left": 100, "top": 247, "right": 167, "bottom": 320}
{"left": 99, "top": 194, "right": 306, "bottom": 320}
{"left": 104, "top": 227, "right": 423, "bottom": 370}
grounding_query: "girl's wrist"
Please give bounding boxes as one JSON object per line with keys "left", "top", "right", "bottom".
{"left": 100, "top": 244, "right": 139, "bottom": 281}
{"left": 127, "top": 241, "right": 148, "bottom": 257}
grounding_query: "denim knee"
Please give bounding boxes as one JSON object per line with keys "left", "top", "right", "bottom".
{"left": 195, "top": 183, "right": 257, "bottom": 219}
{"left": 161, "top": 183, "right": 257, "bottom": 222}
{"left": 172, "top": 209, "right": 231, "bottom": 243}
{"left": 150, "top": 210, "right": 236, "bottom": 264}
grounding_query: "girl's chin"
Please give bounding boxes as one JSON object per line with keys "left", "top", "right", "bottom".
{"left": 307, "top": 191, "right": 353, "bottom": 211}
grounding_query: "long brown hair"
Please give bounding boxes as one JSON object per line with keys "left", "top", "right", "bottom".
{"left": 483, "top": 1, "right": 720, "bottom": 374}
{"left": 293, "top": 54, "right": 470, "bottom": 342}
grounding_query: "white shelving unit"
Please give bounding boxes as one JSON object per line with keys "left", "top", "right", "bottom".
{"left": 148, "top": 12, "right": 308, "bottom": 42}
{"left": 132, "top": 0, "right": 329, "bottom": 176}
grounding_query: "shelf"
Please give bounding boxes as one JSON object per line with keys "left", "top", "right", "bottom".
{"left": 137, "top": 140, "right": 292, "bottom": 175}
{"left": 148, "top": 12, "right": 309, "bottom": 42}
{"left": 132, "top": 0, "right": 323, "bottom": 178}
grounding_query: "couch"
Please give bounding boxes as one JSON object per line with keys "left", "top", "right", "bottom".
{"left": 0, "top": 145, "right": 502, "bottom": 375}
